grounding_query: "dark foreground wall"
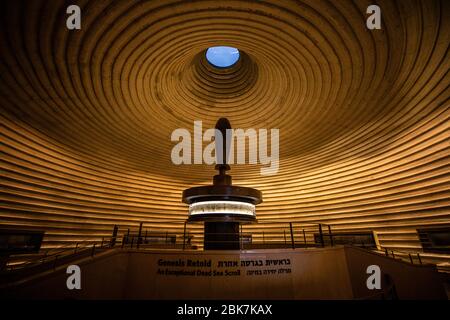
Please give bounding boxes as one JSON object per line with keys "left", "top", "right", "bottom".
{"left": 4, "top": 246, "right": 446, "bottom": 299}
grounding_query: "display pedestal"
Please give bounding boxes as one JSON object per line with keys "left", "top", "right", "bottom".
{"left": 204, "top": 222, "right": 240, "bottom": 250}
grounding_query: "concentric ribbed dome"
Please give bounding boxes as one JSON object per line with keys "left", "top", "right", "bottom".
{"left": 0, "top": 1, "right": 449, "bottom": 262}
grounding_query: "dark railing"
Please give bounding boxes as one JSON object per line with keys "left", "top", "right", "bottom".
{"left": 2, "top": 237, "right": 115, "bottom": 273}
{"left": 1, "top": 221, "right": 438, "bottom": 277}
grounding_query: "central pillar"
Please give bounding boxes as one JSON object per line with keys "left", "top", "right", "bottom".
{"left": 183, "top": 118, "right": 262, "bottom": 251}
{"left": 204, "top": 222, "right": 240, "bottom": 250}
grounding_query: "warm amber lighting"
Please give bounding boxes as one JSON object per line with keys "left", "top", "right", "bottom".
{"left": 0, "top": 1, "right": 447, "bottom": 269}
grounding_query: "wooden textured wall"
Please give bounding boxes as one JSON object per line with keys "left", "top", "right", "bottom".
{"left": 0, "top": 1, "right": 449, "bottom": 264}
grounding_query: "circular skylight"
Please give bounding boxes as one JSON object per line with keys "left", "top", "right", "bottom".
{"left": 205, "top": 46, "right": 240, "bottom": 68}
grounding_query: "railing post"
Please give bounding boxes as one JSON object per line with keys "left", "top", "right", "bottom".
{"left": 74, "top": 243, "right": 78, "bottom": 254}
{"left": 101, "top": 237, "right": 104, "bottom": 248}
{"left": 391, "top": 251, "right": 395, "bottom": 259}
{"left": 91, "top": 244, "right": 96, "bottom": 257}
{"left": 385, "top": 248, "right": 389, "bottom": 256}
{"left": 409, "top": 253, "right": 413, "bottom": 264}
{"left": 289, "top": 222, "right": 295, "bottom": 249}
{"left": 302, "top": 229, "right": 308, "bottom": 248}
{"left": 182, "top": 222, "right": 187, "bottom": 250}
{"left": 417, "top": 253, "right": 422, "bottom": 264}
{"left": 319, "top": 224, "right": 324, "bottom": 247}
{"left": 110, "top": 225, "right": 118, "bottom": 247}
{"left": 328, "top": 225, "right": 333, "bottom": 246}
{"left": 138, "top": 222, "right": 143, "bottom": 245}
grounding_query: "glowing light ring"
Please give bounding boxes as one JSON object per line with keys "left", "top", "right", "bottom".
{"left": 189, "top": 201, "right": 255, "bottom": 216}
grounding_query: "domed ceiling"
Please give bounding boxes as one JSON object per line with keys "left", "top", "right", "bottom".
{"left": 0, "top": 0, "right": 449, "bottom": 261}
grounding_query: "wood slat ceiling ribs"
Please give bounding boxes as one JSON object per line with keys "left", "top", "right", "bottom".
{"left": 0, "top": 0, "right": 449, "bottom": 260}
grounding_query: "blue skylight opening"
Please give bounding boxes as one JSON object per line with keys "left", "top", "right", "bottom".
{"left": 206, "top": 46, "right": 240, "bottom": 68}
